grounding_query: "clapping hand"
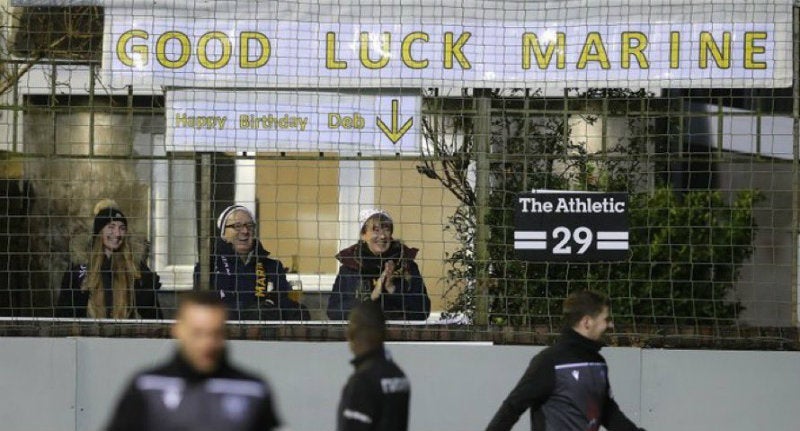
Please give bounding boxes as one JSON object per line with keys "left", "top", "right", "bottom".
{"left": 371, "top": 260, "right": 396, "bottom": 300}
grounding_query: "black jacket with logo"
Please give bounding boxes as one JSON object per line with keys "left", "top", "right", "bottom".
{"left": 106, "top": 352, "right": 280, "bottom": 431}
{"left": 337, "top": 347, "right": 410, "bottom": 431}
{"left": 486, "top": 329, "right": 645, "bottom": 431}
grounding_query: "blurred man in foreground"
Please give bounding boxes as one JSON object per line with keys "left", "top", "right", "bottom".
{"left": 106, "top": 291, "right": 281, "bottom": 431}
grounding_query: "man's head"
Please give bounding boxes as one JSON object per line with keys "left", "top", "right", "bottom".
{"left": 359, "top": 210, "right": 394, "bottom": 255}
{"left": 346, "top": 301, "right": 386, "bottom": 356}
{"left": 562, "top": 290, "right": 613, "bottom": 341}
{"left": 218, "top": 205, "right": 257, "bottom": 256}
{"left": 172, "top": 291, "right": 228, "bottom": 374}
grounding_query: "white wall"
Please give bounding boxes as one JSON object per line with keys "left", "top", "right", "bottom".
{"left": 1, "top": 337, "right": 798, "bottom": 431}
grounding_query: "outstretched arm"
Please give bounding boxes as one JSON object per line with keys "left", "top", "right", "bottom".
{"left": 602, "top": 381, "right": 646, "bottom": 431}
{"left": 486, "top": 353, "right": 554, "bottom": 431}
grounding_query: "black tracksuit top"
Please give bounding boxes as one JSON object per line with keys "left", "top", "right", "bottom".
{"left": 337, "top": 347, "right": 410, "bottom": 431}
{"left": 486, "top": 329, "right": 644, "bottom": 431}
{"left": 106, "top": 352, "right": 280, "bottom": 431}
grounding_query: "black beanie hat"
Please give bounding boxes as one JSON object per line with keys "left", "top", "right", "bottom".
{"left": 93, "top": 200, "right": 127, "bottom": 235}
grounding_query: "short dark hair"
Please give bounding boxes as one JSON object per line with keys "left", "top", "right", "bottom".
{"left": 562, "top": 290, "right": 610, "bottom": 328}
{"left": 360, "top": 213, "right": 394, "bottom": 235}
{"left": 347, "top": 301, "right": 386, "bottom": 346}
{"left": 177, "top": 291, "right": 226, "bottom": 316}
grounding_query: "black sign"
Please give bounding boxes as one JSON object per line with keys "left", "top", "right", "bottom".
{"left": 514, "top": 191, "right": 629, "bottom": 262}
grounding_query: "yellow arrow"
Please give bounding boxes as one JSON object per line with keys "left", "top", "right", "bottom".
{"left": 376, "top": 99, "right": 414, "bottom": 144}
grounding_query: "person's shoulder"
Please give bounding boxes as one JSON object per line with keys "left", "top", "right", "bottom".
{"left": 397, "top": 241, "right": 419, "bottom": 261}
{"left": 253, "top": 242, "right": 285, "bottom": 268}
{"left": 335, "top": 243, "right": 361, "bottom": 270}
{"left": 215, "top": 364, "right": 273, "bottom": 397}
{"left": 336, "top": 264, "right": 360, "bottom": 275}
{"left": 364, "top": 352, "right": 407, "bottom": 380}
{"left": 126, "top": 361, "right": 184, "bottom": 391}
{"left": 371, "top": 357, "right": 411, "bottom": 394}
{"left": 530, "top": 343, "right": 560, "bottom": 366}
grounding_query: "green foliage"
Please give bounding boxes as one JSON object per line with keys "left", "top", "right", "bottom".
{"left": 486, "top": 187, "right": 760, "bottom": 327}
{"left": 424, "top": 89, "right": 760, "bottom": 327}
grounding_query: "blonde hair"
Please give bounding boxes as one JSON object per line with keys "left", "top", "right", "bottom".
{"left": 83, "top": 201, "right": 141, "bottom": 319}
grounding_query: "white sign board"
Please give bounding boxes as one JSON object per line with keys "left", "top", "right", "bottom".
{"left": 101, "top": 2, "right": 793, "bottom": 90}
{"left": 165, "top": 90, "right": 420, "bottom": 155}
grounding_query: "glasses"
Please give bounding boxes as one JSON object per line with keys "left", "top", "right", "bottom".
{"left": 225, "top": 222, "right": 257, "bottom": 232}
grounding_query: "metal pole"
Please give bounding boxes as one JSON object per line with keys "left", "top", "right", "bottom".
{"left": 12, "top": 63, "right": 19, "bottom": 153}
{"left": 88, "top": 63, "right": 95, "bottom": 157}
{"left": 792, "top": 5, "right": 800, "bottom": 329}
{"left": 474, "top": 91, "right": 492, "bottom": 326}
{"left": 198, "top": 153, "right": 213, "bottom": 291}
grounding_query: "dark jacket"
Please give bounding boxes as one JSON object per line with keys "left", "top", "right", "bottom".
{"left": 486, "top": 329, "right": 644, "bottom": 431}
{"left": 56, "top": 259, "right": 161, "bottom": 319}
{"left": 106, "top": 351, "right": 280, "bottom": 431}
{"left": 337, "top": 347, "right": 410, "bottom": 431}
{"left": 194, "top": 239, "right": 308, "bottom": 321}
{"left": 327, "top": 241, "right": 430, "bottom": 321}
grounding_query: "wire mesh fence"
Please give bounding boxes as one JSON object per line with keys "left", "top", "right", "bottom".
{"left": 0, "top": 0, "right": 798, "bottom": 348}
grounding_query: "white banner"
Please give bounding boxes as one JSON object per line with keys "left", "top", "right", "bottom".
{"left": 103, "top": 9, "right": 791, "bottom": 90}
{"left": 165, "top": 90, "right": 420, "bottom": 155}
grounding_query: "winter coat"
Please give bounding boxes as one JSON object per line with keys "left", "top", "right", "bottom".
{"left": 327, "top": 241, "right": 430, "bottom": 321}
{"left": 194, "top": 239, "right": 309, "bottom": 321}
{"left": 337, "top": 347, "right": 410, "bottom": 431}
{"left": 106, "top": 351, "right": 280, "bottom": 431}
{"left": 56, "top": 258, "right": 161, "bottom": 319}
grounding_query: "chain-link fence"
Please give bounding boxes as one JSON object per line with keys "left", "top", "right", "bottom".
{"left": 1, "top": 1, "right": 798, "bottom": 348}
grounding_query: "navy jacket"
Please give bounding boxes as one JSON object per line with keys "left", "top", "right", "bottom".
{"left": 194, "top": 239, "right": 308, "bottom": 321}
{"left": 107, "top": 352, "right": 280, "bottom": 431}
{"left": 56, "top": 259, "right": 161, "bottom": 319}
{"left": 486, "top": 329, "right": 644, "bottom": 431}
{"left": 337, "top": 347, "right": 410, "bottom": 431}
{"left": 327, "top": 241, "right": 430, "bottom": 321}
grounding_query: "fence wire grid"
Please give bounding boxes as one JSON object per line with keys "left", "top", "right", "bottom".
{"left": 0, "top": 0, "right": 799, "bottom": 349}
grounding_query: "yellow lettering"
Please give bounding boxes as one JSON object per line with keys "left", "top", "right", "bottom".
{"left": 744, "top": 32, "right": 767, "bottom": 69}
{"left": 670, "top": 31, "right": 680, "bottom": 69}
{"left": 621, "top": 32, "right": 648, "bottom": 69}
{"left": 239, "top": 32, "right": 271, "bottom": 69}
{"left": 444, "top": 32, "right": 472, "bottom": 69}
{"left": 116, "top": 30, "right": 149, "bottom": 67}
{"left": 197, "top": 31, "right": 231, "bottom": 70}
{"left": 401, "top": 32, "right": 429, "bottom": 69}
{"left": 326, "top": 32, "right": 347, "bottom": 69}
{"left": 521, "top": 32, "right": 565, "bottom": 70}
{"left": 359, "top": 32, "right": 391, "bottom": 69}
{"left": 155, "top": 31, "right": 191, "bottom": 69}
{"left": 700, "top": 31, "right": 731, "bottom": 69}
{"left": 577, "top": 32, "right": 610, "bottom": 69}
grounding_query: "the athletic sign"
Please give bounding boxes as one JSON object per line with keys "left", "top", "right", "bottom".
{"left": 515, "top": 191, "right": 629, "bottom": 262}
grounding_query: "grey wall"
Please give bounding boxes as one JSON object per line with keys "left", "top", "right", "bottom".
{"left": 1, "top": 337, "right": 798, "bottom": 431}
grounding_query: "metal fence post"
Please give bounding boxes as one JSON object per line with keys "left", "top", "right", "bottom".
{"left": 474, "top": 92, "right": 491, "bottom": 326}
{"left": 198, "top": 153, "right": 213, "bottom": 291}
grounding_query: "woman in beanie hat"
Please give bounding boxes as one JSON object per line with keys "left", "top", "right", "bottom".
{"left": 327, "top": 209, "right": 430, "bottom": 321}
{"left": 56, "top": 199, "right": 161, "bottom": 319}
